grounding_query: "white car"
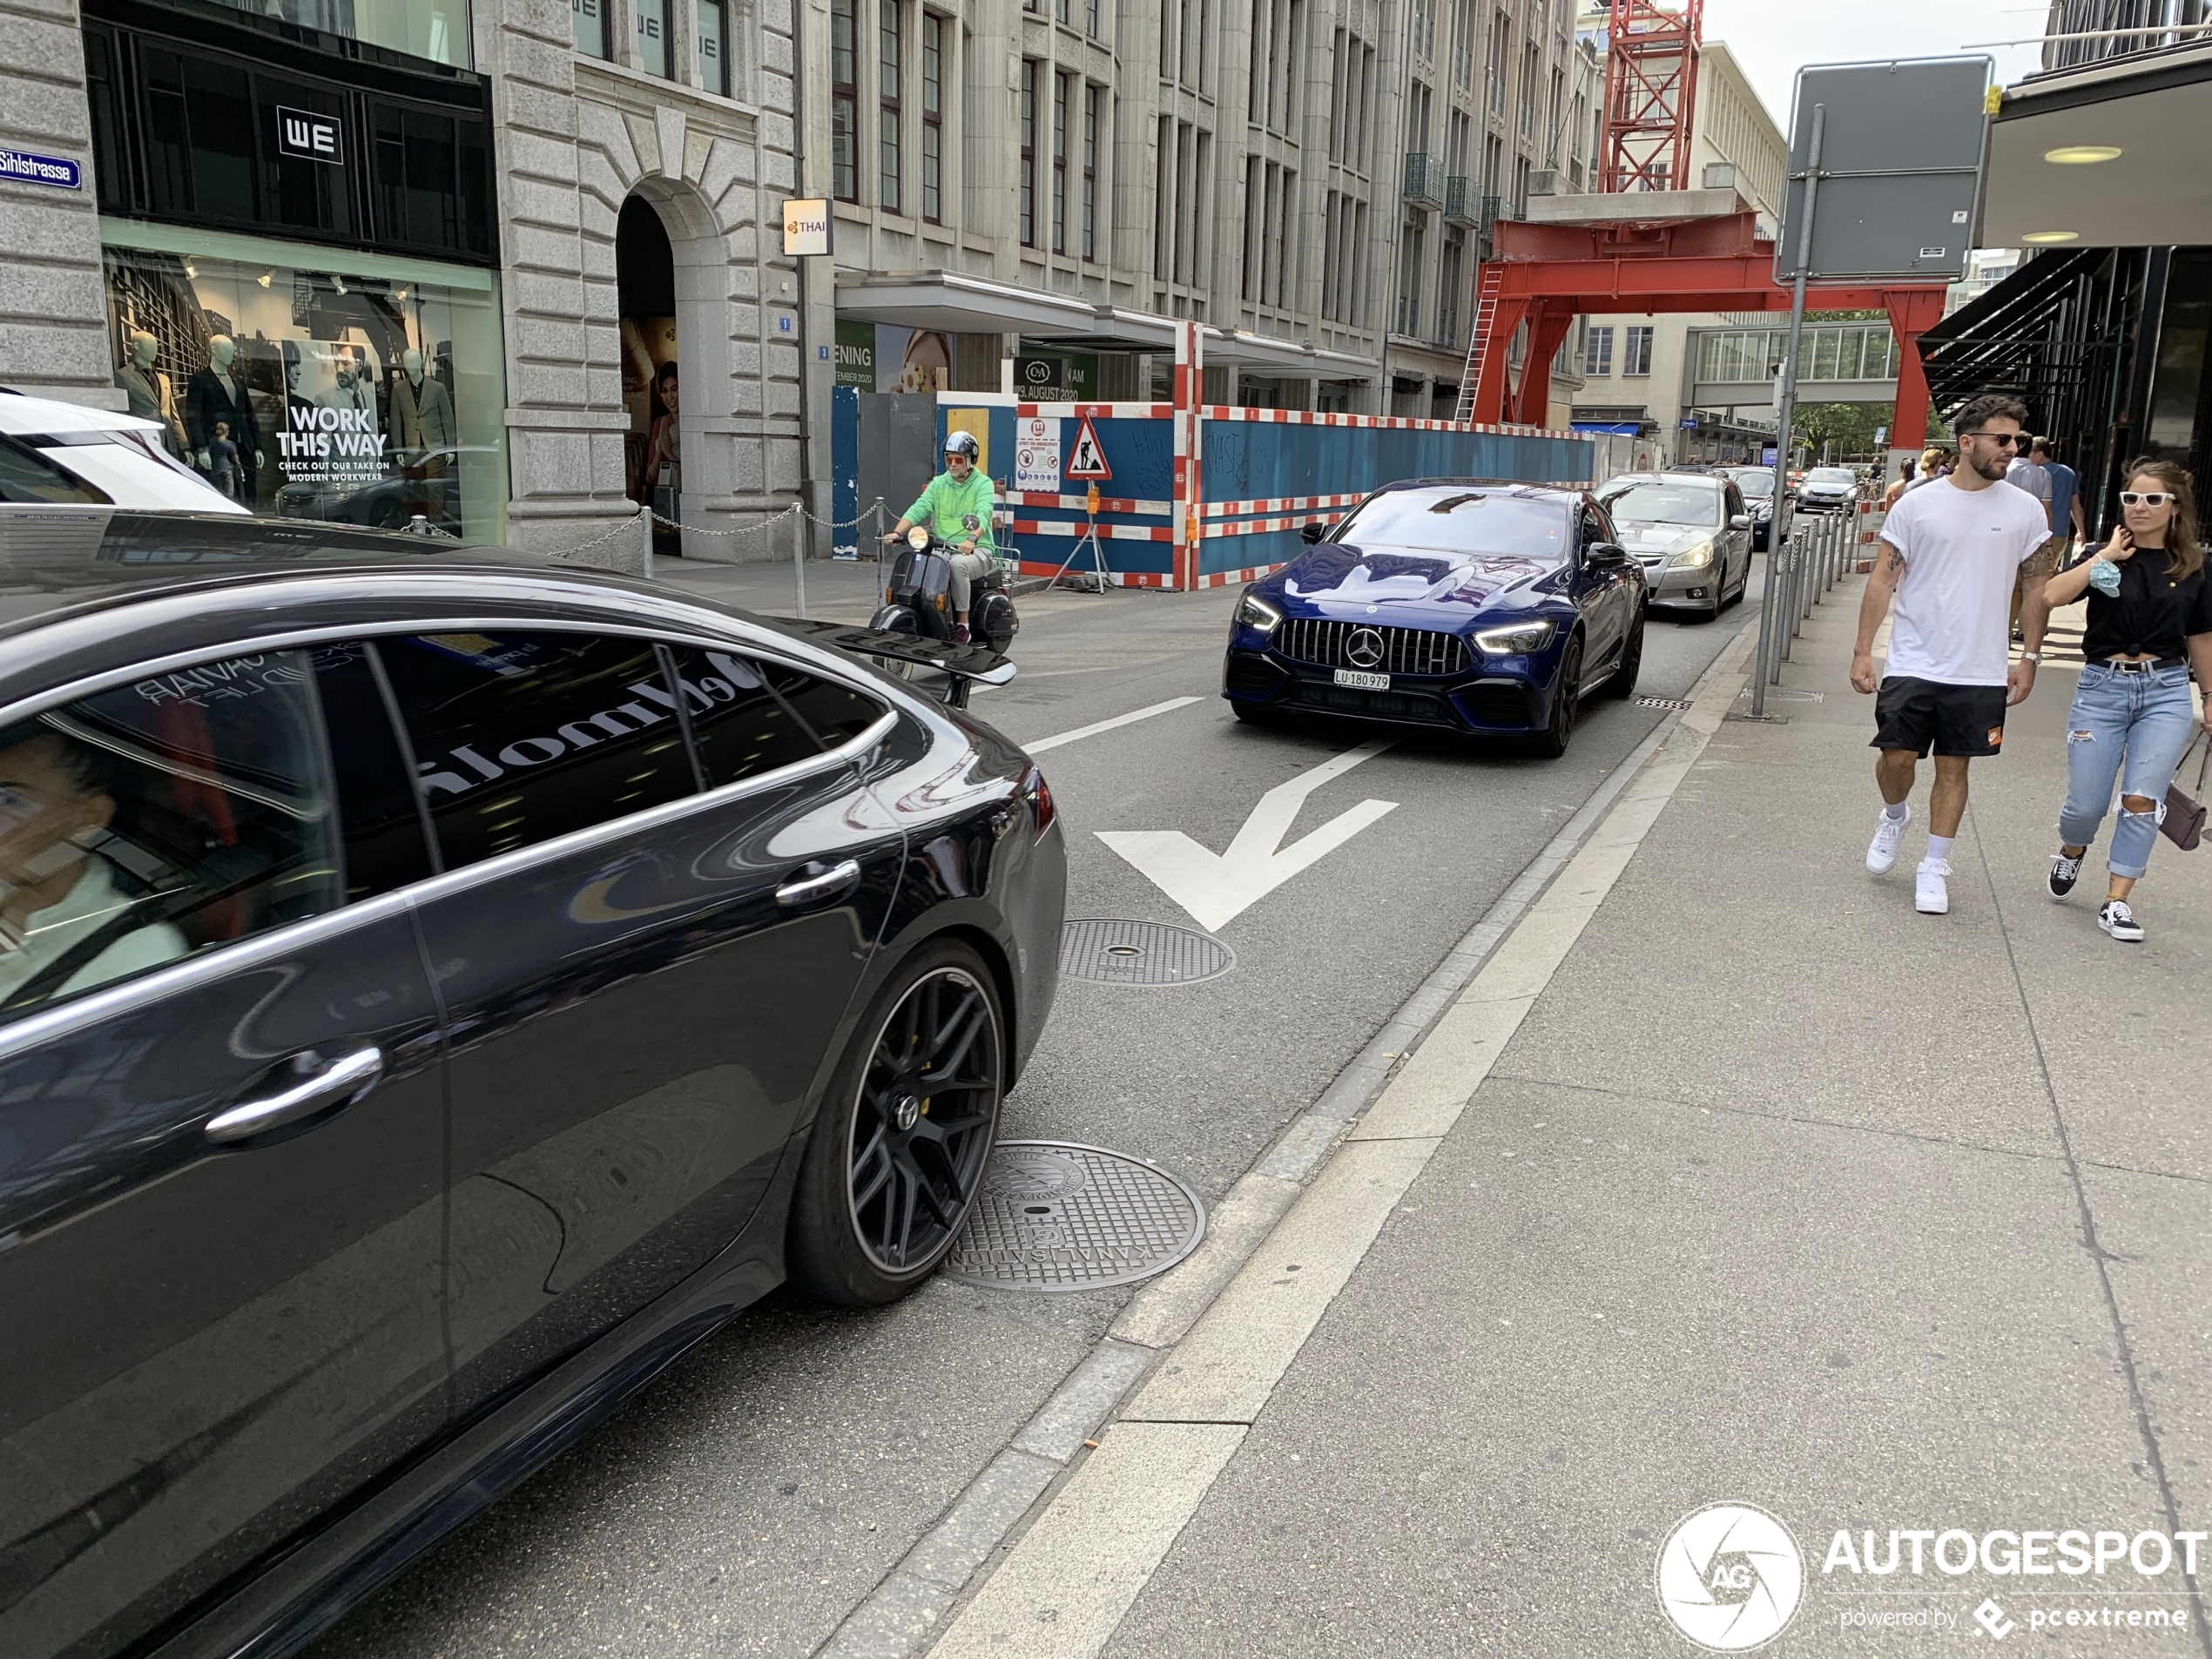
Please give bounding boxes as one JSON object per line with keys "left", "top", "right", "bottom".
{"left": 0, "top": 389, "right": 248, "bottom": 514}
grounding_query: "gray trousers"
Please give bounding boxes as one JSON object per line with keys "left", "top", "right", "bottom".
{"left": 948, "top": 550, "right": 997, "bottom": 611}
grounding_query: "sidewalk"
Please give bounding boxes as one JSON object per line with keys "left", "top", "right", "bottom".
{"left": 925, "top": 579, "right": 2212, "bottom": 1656}
{"left": 649, "top": 552, "right": 1064, "bottom": 625}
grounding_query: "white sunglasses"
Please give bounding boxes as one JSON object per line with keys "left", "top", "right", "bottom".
{"left": 2120, "top": 491, "right": 2175, "bottom": 507}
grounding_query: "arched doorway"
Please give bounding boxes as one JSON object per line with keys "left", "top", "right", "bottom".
{"left": 617, "top": 195, "right": 682, "bottom": 557}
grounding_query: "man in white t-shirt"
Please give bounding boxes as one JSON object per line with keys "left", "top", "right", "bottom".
{"left": 1849, "top": 395, "right": 2053, "bottom": 915}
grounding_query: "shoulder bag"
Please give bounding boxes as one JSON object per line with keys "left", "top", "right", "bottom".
{"left": 2161, "top": 732, "right": 2211, "bottom": 851}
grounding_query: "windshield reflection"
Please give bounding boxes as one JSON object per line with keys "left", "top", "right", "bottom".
{"left": 1329, "top": 490, "right": 1569, "bottom": 560}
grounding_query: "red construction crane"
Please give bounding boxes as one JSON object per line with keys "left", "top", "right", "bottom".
{"left": 1600, "top": 0, "right": 1703, "bottom": 193}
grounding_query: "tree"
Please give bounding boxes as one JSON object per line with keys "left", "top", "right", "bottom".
{"left": 1791, "top": 401, "right": 1887, "bottom": 462}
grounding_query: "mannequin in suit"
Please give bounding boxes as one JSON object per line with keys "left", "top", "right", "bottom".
{"left": 114, "top": 331, "right": 187, "bottom": 458}
{"left": 388, "top": 347, "right": 455, "bottom": 469}
{"left": 185, "top": 335, "right": 263, "bottom": 501}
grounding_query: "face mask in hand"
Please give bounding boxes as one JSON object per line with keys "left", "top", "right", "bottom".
{"left": 2088, "top": 560, "right": 2123, "bottom": 597}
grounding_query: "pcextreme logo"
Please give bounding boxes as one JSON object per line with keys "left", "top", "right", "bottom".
{"left": 1656, "top": 1503, "right": 1805, "bottom": 1651}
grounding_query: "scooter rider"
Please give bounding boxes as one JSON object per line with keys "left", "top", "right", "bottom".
{"left": 886, "top": 431, "right": 999, "bottom": 644}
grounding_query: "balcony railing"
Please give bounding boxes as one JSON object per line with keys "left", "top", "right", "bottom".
{"left": 1445, "top": 175, "right": 1479, "bottom": 224}
{"left": 1402, "top": 152, "right": 1444, "bottom": 208}
{"left": 1477, "top": 192, "right": 1501, "bottom": 260}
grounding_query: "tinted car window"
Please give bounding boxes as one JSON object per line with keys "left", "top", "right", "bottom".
{"left": 1580, "top": 507, "right": 1611, "bottom": 550}
{"left": 0, "top": 649, "right": 341, "bottom": 1023}
{"left": 0, "top": 434, "right": 111, "bottom": 504}
{"left": 312, "top": 644, "right": 435, "bottom": 900}
{"left": 377, "top": 632, "right": 695, "bottom": 869}
{"left": 770, "top": 661, "right": 888, "bottom": 745}
{"left": 1734, "top": 472, "right": 1774, "bottom": 497}
{"left": 1330, "top": 490, "right": 1570, "bottom": 559}
{"left": 1602, "top": 482, "right": 1723, "bottom": 529}
{"left": 664, "top": 646, "right": 825, "bottom": 787}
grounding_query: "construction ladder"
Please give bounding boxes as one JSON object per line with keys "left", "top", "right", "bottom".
{"left": 1451, "top": 262, "right": 1504, "bottom": 425}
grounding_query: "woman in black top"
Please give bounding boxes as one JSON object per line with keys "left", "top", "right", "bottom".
{"left": 2039, "top": 459, "right": 2212, "bottom": 942}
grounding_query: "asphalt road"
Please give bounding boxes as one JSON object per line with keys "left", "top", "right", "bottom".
{"left": 309, "top": 567, "right": 1760, "bottom": 1659}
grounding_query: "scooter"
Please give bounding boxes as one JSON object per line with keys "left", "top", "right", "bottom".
{"left": 872, "top": 523, "right": 1020, "bottom": 652}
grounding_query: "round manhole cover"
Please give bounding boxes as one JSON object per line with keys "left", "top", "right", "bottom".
{"left": 1059, "top": 918, "right": 1236, "bottom": 987}
{"left": 941, "top": 1141, "right": 1207, "bottom": 1291}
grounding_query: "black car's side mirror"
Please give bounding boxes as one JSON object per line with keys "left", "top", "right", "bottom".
{"left": 1299, "top": 521, "right": 1329, "bottom": 544}
{"left": 1585, "top": 541, "right": 1629, "bottom": 568}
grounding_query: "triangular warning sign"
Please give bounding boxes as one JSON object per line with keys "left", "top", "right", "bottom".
{"left": 1065, "top": 416, "right": 1113, "bottom": 481}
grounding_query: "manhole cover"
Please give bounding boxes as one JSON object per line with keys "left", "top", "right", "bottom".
{"left": 1635, "top": 695, "right": 1693, "bottom": 711}
{"left": 1058, "top": 918, "right": 1236, "bottom": 987}
{"left": 941, "top": 1141, "right": 1207, "bottom": 1291}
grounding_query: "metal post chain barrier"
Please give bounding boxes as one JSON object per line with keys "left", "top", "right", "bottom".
{"left": 790, "top": 503, "right": 806, "bottom": 618}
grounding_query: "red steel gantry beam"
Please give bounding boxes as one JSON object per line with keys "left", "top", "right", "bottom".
{"left": 1471, "top": 214, "right": 1950, "bottom": 449}
{"left": 1601, "top": 0, "right": 1703, "bottom": 195}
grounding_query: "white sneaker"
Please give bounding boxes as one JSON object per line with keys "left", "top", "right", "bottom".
{"left": 1867, "top": 805, "right": 1912, "bottom": 874}
{"left": 2099, "top": 900, "right": 2145, "bottom": 942}
{"left": 1915, "top": 861, "right": 1951, "bottom": 914}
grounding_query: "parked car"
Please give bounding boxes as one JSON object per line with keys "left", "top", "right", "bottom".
{"left": 0, "top": 388, "right": 246, "bottom": 514}
{"left": 0, "top": 507, "right": 1062, "bottom": 1659}
{"left": 1595, "top": 471, "right": 1755, "bottom": 619}
{"left": 1718, "top": 466, "right": 1781, "bottom": 550}
{"left": 1794, "top": 465, "right": 1858, "bottom": 513}
{"left": 1223, "top": 480, "right": 1647, "bottom": 759}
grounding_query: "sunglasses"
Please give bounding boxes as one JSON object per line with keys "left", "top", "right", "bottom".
{"left": 1960, "top": 431, "right": 2025, "bottom": 448}
{"left": 2120, "top": 491, "right": 2175, "bottom": 507}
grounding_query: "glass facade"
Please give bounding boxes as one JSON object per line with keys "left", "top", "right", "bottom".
{"left": 1695, "top": 326, "right": 1900, "bottom": 385}
{"left": 101, "top": 224, "right": 508, "bottom": 542}
{"left": 198, "top": 0, "right": 472, "bottom": 66}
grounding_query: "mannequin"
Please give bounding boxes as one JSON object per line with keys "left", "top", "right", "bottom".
{"left": 113, "top": 330, "right": 186, "bottom": 457}
{"left": 388, "top": 346, "right": 455, "bottom": 465}
{"left": 185, "top": 335, "right": 263, "bottom": 501}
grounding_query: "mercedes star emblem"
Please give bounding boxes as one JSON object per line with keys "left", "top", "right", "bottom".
{"left": 1345, "top": 627, "right": 1386, "bottom": 669}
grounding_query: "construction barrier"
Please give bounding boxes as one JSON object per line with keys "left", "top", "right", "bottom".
{"left": 928, "top": 323, "right": 1595, "bottom": 591}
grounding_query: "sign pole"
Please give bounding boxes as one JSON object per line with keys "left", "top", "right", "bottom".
{"left": 1752, "top": 103, "right": 1824, "bottom": 719}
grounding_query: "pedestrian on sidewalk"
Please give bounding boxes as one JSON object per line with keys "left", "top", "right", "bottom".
{"left": 1851, "top": 395, "right": 2052, "bottom": 914}
{"left": 1906, "top": 447, "right": 1949, "bottom": 492}
{"left": 2041, "top": 459, "right": 2212, "bottom": 943}
{"left": 2006, "top": 437, "right": 2061, "bottom": 637}
{"left": 1884, "top": 456, "right": 1915, "bottom": 509}
{"left": 2037, "top": 437, "right": 2086, "bottom": 551}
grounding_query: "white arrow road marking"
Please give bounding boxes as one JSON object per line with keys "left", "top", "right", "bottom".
{"left": 1096, "top": 739, "right": 1398, "bottom": 930}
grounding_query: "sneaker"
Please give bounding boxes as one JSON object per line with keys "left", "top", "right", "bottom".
{"left": 2048, "top": 850, "right": 2082, "bottom": 900}
{"left": 951, "top": 623, "right": 971, "bottom": 644}
{"left": 1915, "top": 861, "right": 1952, "bottom": 914}
{"left": 2099, "top": 900, "right": 2145, "bottom": 942}
{"left": 1867, "top": 805, "right": 1912, "bottom": 874}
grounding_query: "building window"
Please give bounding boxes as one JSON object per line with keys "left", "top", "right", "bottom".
{"left": 636, "top": 0, "right": 668, "bottom": 78}
{"left": 831, "top": 0, "right": 858, "bottom": 200}
{"left": 1086, "top": 0, "right": 1099, "bottom": 34}
{"left": 574, "top": 0, "right": 609, "bottom": 59}
{"left": 1585, "top": 325, "right": 1614, "bottom": 376}
{"left": 1438, "top": 228, "right": 1463, "bottom": 346}
{"left": 1020, "top": 59, "right": 1038, "bottom": 246}
{"left": 921, "top": 13, "right": 942, "bottom": 222}
{"left": 1052, "top": 71, "right": 1069, "bottom": 253}
{"left": 1082, "top": 84, "right": 1101, "bottom": 260}
{"left": 696, "top": 0, "right": 727, "bottom": 94}
{"left": 1487, "top": 9, "right": 1509, "bottom": 116}
{"left": 880, "top": 1, "right": 902, "bottom": 212}
{"left": 1519, "top": 42, "right": 1538, "bottom": 138}
{"left": 1241, "top": 156, "right": 1259, "bottom": 300}
{"left": 1394, "top": 212, "right": 1424, "bottom": 336}
{"left": 1271, "top": 168, "right": 1292, "bottom": 307}
{"left": 1624, "top": 325, "right": 1653, "bottom": 376}
{"left": 1153, "top": 115, "right": 1171, "bottom": 280}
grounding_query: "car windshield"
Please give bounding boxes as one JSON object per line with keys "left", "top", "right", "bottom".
{"left": 1331, "top": 489, "right": 1569, "bottom": 559}
{"left": 1807, "top": 468, "right": 1853, "bottom": 484}
{"left": 1599, "top": 481, "right": 1722, "bottom": 529}
{"left": 1733, "top": 473, "right": 1774, "bottom": 497}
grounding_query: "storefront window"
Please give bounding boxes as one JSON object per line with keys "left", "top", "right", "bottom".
{"left": 200, "top": 0, "right": 473, "bottom": 68}
{"left": 102, "top": 227, "right": 508, "bottom": 543}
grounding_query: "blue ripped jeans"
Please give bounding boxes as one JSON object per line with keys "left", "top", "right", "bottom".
{"left": 2059, "top": 663, "right": 2200, "bottom": 880}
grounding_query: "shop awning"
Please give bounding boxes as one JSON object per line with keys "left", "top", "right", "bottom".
{"left": 1982, "top": 41, "right": 2212, "bottom": 247}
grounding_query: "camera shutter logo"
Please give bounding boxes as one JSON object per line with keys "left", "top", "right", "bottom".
{"left": 276, "top": 108, "right": 342, "bottom": 165}
{"left": 1655, "top": 1502, "right": 1804, "bottom": 1651}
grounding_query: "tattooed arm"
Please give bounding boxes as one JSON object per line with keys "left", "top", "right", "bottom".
{"left": 1850, "top": 540, "right": 1905, "bottom": 694}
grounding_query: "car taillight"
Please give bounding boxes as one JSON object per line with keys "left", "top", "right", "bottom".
{"left": 1022, "top": 765, "right": 1056, "bottom": 838}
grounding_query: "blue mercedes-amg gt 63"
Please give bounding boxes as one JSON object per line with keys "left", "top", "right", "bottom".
{"left": 1222, "top": 481, "right": 1649, "bottom": 757}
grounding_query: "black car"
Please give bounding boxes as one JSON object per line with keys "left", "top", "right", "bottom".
{"left": 1224, "top": 481, "right": 1647, "bottom": 758}
{"left": 0, "top": 509, "right": 1063, "bottom": 1659}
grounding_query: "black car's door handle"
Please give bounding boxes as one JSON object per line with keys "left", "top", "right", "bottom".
{"left": 205, "top": 1047, "right": 386, "bottom": 1144}
{"left": 776, "top": 860, "right": 862, "bottom": 908}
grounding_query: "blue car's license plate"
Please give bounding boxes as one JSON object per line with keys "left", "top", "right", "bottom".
{"left": 1333, "top": 668, "right": 1390, "bottom": 691}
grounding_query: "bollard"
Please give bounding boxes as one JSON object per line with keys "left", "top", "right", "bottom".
{"left": 871, "top": 497, "right": 887, "bottom": 564}
{"left": 792, "top": 502, "right": 806, "bottom": 619}
{"left": 638, "top": 501, "right": 654, "bottom": 580}
{"left": 1780, "top": 534, "right": 1798, "bottom": 660}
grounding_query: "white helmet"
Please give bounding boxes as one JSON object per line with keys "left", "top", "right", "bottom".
{"left": 943, "top": 430, "right": 981, "bottom": 462}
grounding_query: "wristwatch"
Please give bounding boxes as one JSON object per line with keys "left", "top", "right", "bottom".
{"left": 2020, "top": 651, "right": 2042, "bottom": 663}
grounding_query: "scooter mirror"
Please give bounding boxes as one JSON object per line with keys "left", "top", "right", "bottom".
{"left": 907, "top": 524, "right": 933, "bottom": 550}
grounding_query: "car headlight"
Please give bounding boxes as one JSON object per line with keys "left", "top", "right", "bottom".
{"left": 1669, "top": 539, "right": 1715, "bottom": 569}
{"left": 1236, "top": 592, "right": 1282, "bottom": 635}
{"left": 1474, "top": 619, "right": 1555, "bottom": 655}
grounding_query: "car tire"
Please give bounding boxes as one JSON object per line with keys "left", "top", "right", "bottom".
{"left": 787, "top": 940, "right": 1005, "bottom": 1307}
{"left": 1603, "top": 610, "right": 1644, "bottom": 698}
{"left": 1529, "top": 635, "right": 1583, "bottom": 759}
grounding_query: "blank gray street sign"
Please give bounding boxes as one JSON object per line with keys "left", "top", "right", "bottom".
{"left": 1775, "top": 57, "right": 1993, "bottom": 282}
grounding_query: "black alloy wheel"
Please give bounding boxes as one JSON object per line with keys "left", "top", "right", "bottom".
{"left": 1531, "top": 635, "right": 1583, "bottom": 758}
{"left": 1603, "top": 610, "right": 1645, "bottom": 698}
{"left": 789, "top": 941, "right": 1005, "bottom": 1305}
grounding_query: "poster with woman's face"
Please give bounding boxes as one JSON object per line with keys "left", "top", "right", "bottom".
{"left": 621, "top": 317, "right": 678, "bottom": 429}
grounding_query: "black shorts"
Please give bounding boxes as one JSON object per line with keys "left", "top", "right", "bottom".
{"left": 1871, "top": 676, "right": 2008, "bottom": 759}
